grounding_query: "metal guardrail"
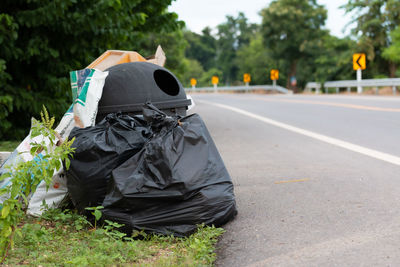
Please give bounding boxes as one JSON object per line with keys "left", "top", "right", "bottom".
{"left": 306, "top": 78, "right": 400, "bottom": 95}
{"left": 305, "top": 82, "right": 321, "bottom": 90}
{"left": 325, "top": 78, "right": 400, "bottom": 88}
{"left": 185, "top": 85, "right": 293, "bottom": 94}
{"left": 305, "top": 82, "right": 322, "bottom": 93}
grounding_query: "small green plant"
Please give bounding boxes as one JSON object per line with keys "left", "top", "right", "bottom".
{"left": 85, "top": 206, "right": 104, "bottom": 229}
{"left": 0, "top": 106, "right": 75, "bottom": 262}
{"left": 103, "top": 220, "right": 132, "bottom": 241}
{"left": 84, "top": 206, "right": 132, "bottom": 241}
{"left": 40, "top": 207, "right": 90, "bottom": 231}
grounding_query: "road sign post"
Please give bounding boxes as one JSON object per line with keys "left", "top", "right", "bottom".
{"left": 353, "top": 53, "right": 366, "bottom": 94}
{"left": 190, "top": 78, "right": 197, "bottom": 89}
{"left": 270, "top": 69, "right": 279, "bottom": 88}
{"left": 212, "top": 76, "right": 219, "bottom": 93}
{"left": 357, "top": 69, "right": 362, "bottom": 93}
{"left": 243, "top": 73, "right": 251, "bottom": 88}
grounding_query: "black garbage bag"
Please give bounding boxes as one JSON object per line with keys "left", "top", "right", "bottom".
{"left": 102, "top": 105, "right": 237, "bottom": 236}
{"left": 66, "top": 114, "right": 152, "bottom": 212}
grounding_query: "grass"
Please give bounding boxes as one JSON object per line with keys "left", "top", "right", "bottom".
{"left": 2, "top": 208, "right": 225, "bottom": 266}
{"left": 0, "top": 140, "right": 20, "bottom": 151}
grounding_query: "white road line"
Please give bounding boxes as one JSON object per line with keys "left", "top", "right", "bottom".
{"left": 199, "top": 100, "right": 400, "bottom": 166}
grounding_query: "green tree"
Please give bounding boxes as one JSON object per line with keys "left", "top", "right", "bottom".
{"left": 199, "top": 68, "right": 223, "bottom": 87}
{"left": 298, "top": 33, "right": 356, "bottom": 86}
{"left": 216, "top": 12, "right": 257, "bottom": 85}
{"left": 383, "top": 26, "right": 400, "bottom": 67}
{"left": 134, "top": 29, "right": 187, "bottom": 82}
{"left": 199, "top": 27, "right": 218, "bottom": 70}
{"left": 0, "top": 0, "right": 183, "bottom": 140}
{"left": 315, "top": 35, "right": 356, "bottom": 82}
{"left": 180, "top": 58, "right": 205, "bottom": 87}
{"left": 236, "top": 33, "right": 278, "bottom": 85}
{"left": 184, "top": 27, "right": 217, "bottom": 71}
{"left": 261, "top": 0, "right": 327, "bottom": 90}
{"left": 343, "top": 0, "right": 400, "bottom": 77}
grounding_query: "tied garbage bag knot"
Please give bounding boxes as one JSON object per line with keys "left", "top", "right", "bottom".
{"left": 142, "top": 103, "right": 178, "bottom": 134}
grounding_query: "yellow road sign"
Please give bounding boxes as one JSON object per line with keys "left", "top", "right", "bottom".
{"left": 353, "top": 53, "right": 366, "bottom": 70}
{"left": 190, "top": 78, "right": 197, "bottom": 86}
{"left": 243, "top": 73, "right": 251, "bottom": 83}
{"left": 270, "top": 69, "right": 279, "bottom": 80}
{"left": 212, "top": 76, "right": 219, "bottom": 85}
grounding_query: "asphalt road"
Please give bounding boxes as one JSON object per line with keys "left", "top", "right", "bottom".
{"left": 188, "top": 93, "right": 400, "bottom": 266}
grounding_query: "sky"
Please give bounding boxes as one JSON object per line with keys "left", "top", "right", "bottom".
{"left": 169, "top": 0, "right": 354, "bottom": 38}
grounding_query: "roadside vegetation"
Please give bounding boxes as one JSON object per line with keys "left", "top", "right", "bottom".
{"left": 3, "top": 208, "right": 224, "bottom": 266}
{"left": 0, "top": 108, "right": 224, "bottom": 265}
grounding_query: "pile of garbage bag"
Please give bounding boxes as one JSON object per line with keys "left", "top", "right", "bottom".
{"left": 0, "top": 48, "right": 237, "bottom": 236}
{"left": 67, "top": 104, "right": 237, "bottom": 236}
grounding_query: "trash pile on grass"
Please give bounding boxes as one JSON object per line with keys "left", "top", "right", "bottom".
{"left": 0, "top": 47, "right": 237, "bottom": 238}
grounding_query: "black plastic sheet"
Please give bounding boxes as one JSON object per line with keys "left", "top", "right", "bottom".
{"left": 66, "top": 114, "right": 151, "bottom": 212}
{"left": 67, "top": 104, "right": 237, "bottom": 236}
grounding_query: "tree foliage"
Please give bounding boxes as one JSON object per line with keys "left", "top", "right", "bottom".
{"left": 216, "top": 12, "right": 258, "bottom": 84}
{"left": 133, "top": 30, "right": 187, "bottom": 82}
{"left": 343, "top": 0, "right": 400, "bottom": 77}
{"left": 236, "top": 34, "right": 276, "bottom": 85}
{"left": 304, "top": 34, "right": 356, "bottom": 84}
{"left": 178, "top": 58, "right": 203, "bottom": 87}
{"left": 180, "top": 5, "right": 356, "bottom": 90}
{"left": 199, "top": 68, "right": 223, "bottom": 87}
{"left": 184, "top": 28, "right": 216, "bottom": 71}
{"left": 261, "top": 0, "right": 327, "bottom": 90}
{"left": 179, "top": 0, "right": 400, "bottom": 90}
{"left": 383, "top": 26, "right": 400, "bottom": 65}
{"left": 0, "top": 0, "right": 183, "bottom": 140}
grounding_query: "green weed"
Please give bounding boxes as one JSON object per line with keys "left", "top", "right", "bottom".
{"left": 0, "top": 106, "right": 75, "bottom": 261}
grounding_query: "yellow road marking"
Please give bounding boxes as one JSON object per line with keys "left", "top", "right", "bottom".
{"left": 253, "top": 97, "right": 400, "bottom": 112}
{"left": 274, "top": 178, "right": 310, "bottom": 184}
